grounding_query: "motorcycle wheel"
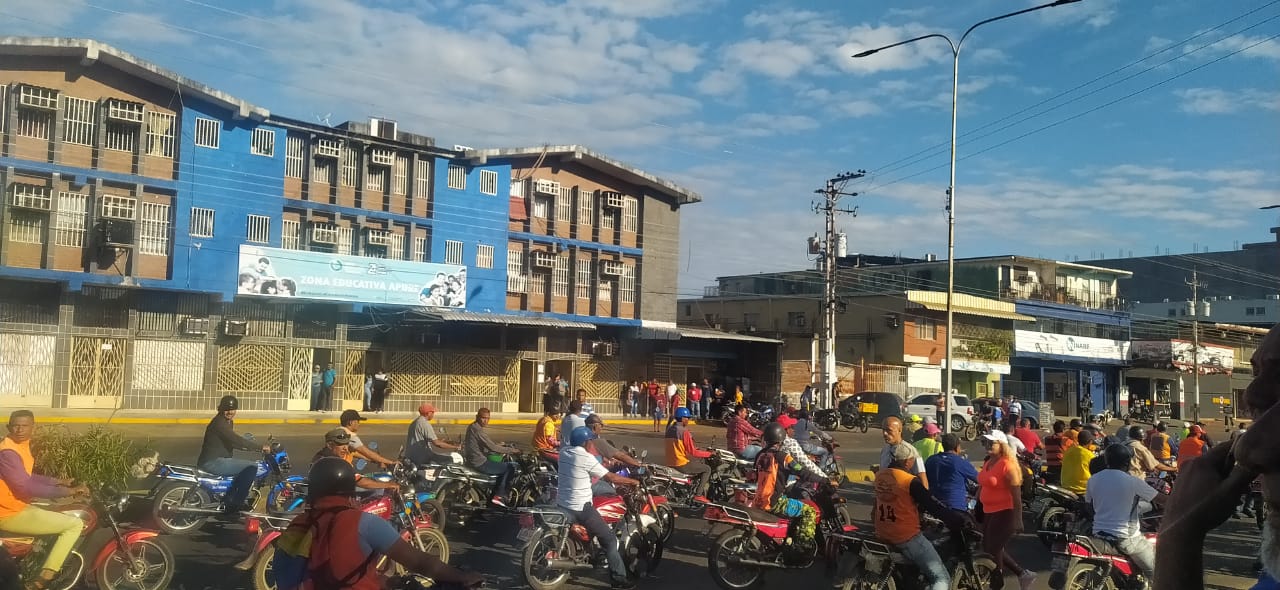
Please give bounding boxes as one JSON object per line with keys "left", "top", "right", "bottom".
{"left": 151, "top": 482, "right": 211, "bottom": 535}
{"left": 251, "top": 545, "right": 277, "bottom": 590}
{"left": 961, "top": 422, "right": 978, "bottom": 442}
{"left": 858, "top": 418, "right": 870, "bottom": 434}
{"left": 1036, "top": 505, "right": 1068, "bottom": 548}
{"left": 840, "top": 414, "right": 856, "bottom": 430}
{"left": 839, "top": 562, "right": 891, "bottom": 590}
{"left": 707, "top": 528, "right": 766, "bottom": 590}
{"left": 435, "top": 481, "right": 481, "bottom": 529}
{"left": 623, "top": 524, "right": 664, "bottom": 577}
{"left": 413, "top": 525, "right": 451, "bottom": 564}
{"left": 817, "top": 413, "right": 839, "bottom": 432}
{"left": 833, "top": 505, "right": 854, "bottom": 531}
{"left": 654, "top": 503, "right": 677, "bottom": 544}
{"left": 95, "top": 538, "right": 175, "bottom": 590}
{"left": 521, "top": 530, "right": 573, "bottom": 590}
{"left": 421, "top": 498, "right": 448, "bottom": 530}
{"left": 949, "top": 555, "right": 999, "bottom": 590}
{"left": 1064, "top": 562, "right": 1119, "bottom": 590}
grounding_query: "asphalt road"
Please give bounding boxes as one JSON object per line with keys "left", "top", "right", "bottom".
{"left": 56, "top": 421, "right": 1260, "bottom": 590}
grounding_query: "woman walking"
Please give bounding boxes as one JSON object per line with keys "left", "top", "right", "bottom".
{"left": 978, "top": 430, "right": 1035, "bottom": 590}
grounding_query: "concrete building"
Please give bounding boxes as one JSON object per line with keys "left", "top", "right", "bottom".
{"left": 1127, "top": 322, "right": 1266, "bottom": 421}
{"left": 0, "top": 38, "right": 774, "bottom": 414}
{"left": 1130, "top": 296, "right": 1278, "bottom": 329}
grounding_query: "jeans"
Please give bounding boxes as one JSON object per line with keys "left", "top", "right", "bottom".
{"left": 1113, "top": 533, "right": 1155, "bottom": 579}
{"left": 566, "top": 503, "right": 627, "bottom": 580}
{"left": 309, "top": 383, "right": 322, "bottom": 411}
{"left": 200, "top": 457, "right": 260, "bottom": 512}
{"left": 894, "top": 533, "right": 950, "bottom": 590}
{"left": 738, "top": 445, "right": 762, "bottom": 461}
{"left": 689, "top": 400, "right": 701, "bottom": 419}
{"left": 0, "top": 506, "right": 82, "bottom": 573}
{"left": 591, "top": 479, "right": 616, "bottom": 497}
{"left": 320, "top": 384, "right": 333, "bottom": 410}
{"left": 629, "top": 399, "right": 638, "bottom": 416}
{"left": 475, "top": 460, "right": 517, "bottom": 500}
{"left": 675, "top": 462, "right": 711, "bottom": 497}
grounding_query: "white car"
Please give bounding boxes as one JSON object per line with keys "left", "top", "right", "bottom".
{"left": 902, "top": 392, "right": 978, "bottom": 438}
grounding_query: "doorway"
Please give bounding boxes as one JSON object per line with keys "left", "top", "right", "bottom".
{"left": 519, "top": 360, "right": 540, "bottom": 413}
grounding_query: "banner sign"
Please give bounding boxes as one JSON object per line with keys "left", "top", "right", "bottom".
{"left": 1014, "top": 330, "right": 1129, "bottom": 363}
{"left": 236, "top": 245, "right": 467, "bottom": 307}
{"left": 1130, "top": 340, "right": 1234, "bottom": 374}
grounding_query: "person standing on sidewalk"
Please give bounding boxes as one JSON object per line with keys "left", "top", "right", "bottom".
{"left": 666, "top": 383, "right": 682, "bottom": 428}
{"left": 320, "top": 363, "right": 337, "bottom": 411}
{"left": 309, "top": 365, "right": 323, "bottom": 412}
{"left": 701, "top": 378, "right": 713, "bottom": 419}
{"left": 370, "top": 369, "right": 390, "bottom": 413}
{"left": 688, "top": 382, "right": 703, "bottom": 419}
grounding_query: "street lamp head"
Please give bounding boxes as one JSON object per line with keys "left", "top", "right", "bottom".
{"left": 1261, "top": 204, "right": 1280, "bottom": 210}
{"left": 852, "top": 49, "right": 878, "bottom": 58}
{"left": 1051, "top": 0, "right": 1085, "bottom": 4}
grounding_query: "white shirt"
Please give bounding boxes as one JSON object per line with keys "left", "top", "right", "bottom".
{"left": 560, "top": 414, "right": 586, "bottom": 448}
{"left": 342, "top": 427, "right": 364, "bottom": 450}
{"left": 666, "top": 384, "right": 678, "bottom": 399}
{"left": 558, "top": 446, "right": 608, "bottom": 510}
{"left": 1085, "top": 469, "right": 1158, "bottom": 539}
{"left": 1007, "top": 434, "right": 1027, "bottom": 455}
{"left": 1009, "top": 401, "right": 1023, "bottom": 416}
{"left": 879, "top": 443, "right": 925, "bottom": 476}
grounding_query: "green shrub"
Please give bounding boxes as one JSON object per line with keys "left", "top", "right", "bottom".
{"left": 32, "top": 426, "right": 154, "bottom": 490}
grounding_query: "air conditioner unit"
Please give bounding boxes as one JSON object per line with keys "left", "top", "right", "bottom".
{"left": 601, "top": 260, "right": 624, "bottom": 276}
{"left": 531, "top": 251, "right": 556, "bottom": 269}
{"left": 7, "top": 185, "right": 52, "bottom": 211}
{"left": 366, "top": 229, "right": 393, "bottom": 246}
{"left": 369, "top": 118, "right": 398, "bottom": 140}
{"left": 314, "top": 139, "right": 342, "bottom": 159}
{"left": 17, "top": 85, "right": 58, "bottom": 110}
{"left": 591, "top": 341, "right": 616, "bottom": 357}
{"left": 222, "top": 319, "right": 249, "bottom": 337}
{"left": 311, "top": 224, "right": 339, "bottom": 244}
{"left": 533, "top": 179, "right": 561, "bottom": 196}
{"left": 106, "top": 99, "right": 145, "bottom": 124}
{"left": 96, "top": 219, "right": 134, "bottom": 247}
{"left": 600, "top": 191, "right": 624, "bottom": 209}
{"left": 180, "top": 317, "right": 210, "bottom": 336}
{"left": 369, "top": 148, "right": 394, "bottom": 167}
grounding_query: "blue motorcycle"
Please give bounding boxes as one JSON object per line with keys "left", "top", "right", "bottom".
{"left": 148, "top": 435, "right": 292, "bottom": 534}
{"left": 265, "top": 457, "right": 447, "bottom": 528}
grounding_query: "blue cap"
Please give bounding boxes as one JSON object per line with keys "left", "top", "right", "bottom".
{"left": 674, "top": 407, "right": 692, "bottom": 420}
{"left": 569, "top": 425, "right": 598, "bottom": 447}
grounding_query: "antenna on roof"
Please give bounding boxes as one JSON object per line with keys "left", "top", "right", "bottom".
{"left": 314, "top": 113, "right": 333, "bottom": 127}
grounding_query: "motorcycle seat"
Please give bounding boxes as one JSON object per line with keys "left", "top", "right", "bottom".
{"left": 1080, "top": 535, "right": 1121, "bottom": 556}
{"left": 1042, "top": 484, "right": 1080, "bottom": 501}
{"left": 728, "top": 503, "right": 783, "bottom": 524}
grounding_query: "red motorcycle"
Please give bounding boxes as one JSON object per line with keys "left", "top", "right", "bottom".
{"left": 1, "top": 491, "right": 174, "bottom": 590}
{"left": 239, "top": 475, "right": 448, "bottom": 590}
{"left": 703, "top": 481, "right": 854, "bottom": 590}
{"left": 1046, "top": 531, "right": 1157, "bottom": 590}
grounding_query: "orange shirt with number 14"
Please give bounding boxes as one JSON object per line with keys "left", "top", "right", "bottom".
{"left": 872, "top": 467, "right": 922, "bottom": 545}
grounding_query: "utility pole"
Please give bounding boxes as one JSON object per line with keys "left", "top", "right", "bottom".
{"left": 813, "top": 170, "right": 865, "bottom": 409}
{"left": 1187, "top": 267, "right": 1205, "bottom": 422}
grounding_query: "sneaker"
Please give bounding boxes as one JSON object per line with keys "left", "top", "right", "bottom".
{"left": 1018, "top": 571, "right": 1036, "bottom": 590}
{"left": 491, "top": 496, "right": 508, "bottom": 508}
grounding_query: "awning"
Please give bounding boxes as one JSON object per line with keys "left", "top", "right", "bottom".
{"left": 411, "top": 309, "right": 596, "bottom": 330}
{"left": 508, "top": 195, "right": 529, "bottom": 221}
{"left": 905, "top": 290, "right": 1035, "bottom": 322}
{"left": 677, "top": 327, "right": 783, "bottom": 344}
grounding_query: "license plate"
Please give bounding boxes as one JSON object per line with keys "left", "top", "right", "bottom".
{"left": 516, "top": 527, "right": 538, "bottom": 542}
{"left": 1051, "top": 555, "right": 1069, "bottom": 571}
{"left": 859, "top": 403, "right": 879, "bottom": 414}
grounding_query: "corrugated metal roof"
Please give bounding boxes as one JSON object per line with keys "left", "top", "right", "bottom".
{"left": 678, "top": 327, "right": 783, "bottom": 344}
{"left": 905, "top": 290, "right": 1036, "bottom": 322}
{"left": 415, "top": 310, "right": 597, "bottom": 330}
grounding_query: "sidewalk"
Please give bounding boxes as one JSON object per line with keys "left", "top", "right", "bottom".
{"left": 30, "top": 408, "right": 665, "bottom": 426}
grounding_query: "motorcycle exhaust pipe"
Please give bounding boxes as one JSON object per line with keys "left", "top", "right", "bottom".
{"left": 233, "top": 553, "right": 258, "bottom": 571}
{"left": 726, "top": 556, "right": 787, "bottom": 569}
{"left": 161, "top": 506, "right": 232, "bottom": 517}
{"left": 545, "top": 559, "right": 595, "bottom": 571}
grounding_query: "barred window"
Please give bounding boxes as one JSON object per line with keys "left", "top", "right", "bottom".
{"left": 54, "top": 193, "right": 87, "bottom": 247}
{"left": 246, "top": 214, "right": 271, "bottom": 243}
{"left": 412, "top": 236, "right": 428, "bottom": 262}
{"left": 598, "top": 276, "right": 613, "bottom": 307}
{"left": 507, "top": 247, "right": 526, "bottom": 293}
{"left": 477, "top": 244, "right": 494, "bottom": 269}
{"left": 366, "top": 167, "right": 386, "bottom": 192}
{"left": 285, "top": 135, "right": 305, "bottom": 178}
{"left": 447, "top": 164, "right": 466, "bottom": 190}
{"left": 189, "top": 207, "right": 215, "bottom": 238}
{"left": 444, "top": 240, "right": 464, "bottom": 265}
{"left": 553, "top": 254, "right": 570, "bottom": 298}
{"left": 578, "top": 188, "right": 594, "bottom": 226}
{"left": 193, "top": 117, "right": 220, "bottom": 148}
{"left": 620, "top": 264, "right": 636, "bottom": 303}
{"left": 251, "top": 128, "right": 275, "bottom": 157}
{"left": 557, "top": 187, "right": 573, "bottom": 224}
{"left": 7, "top": 212, "right": 43, "bottom": 244}
{"left": 62, "top": 96, "right": 96, "bottom": 146}
{"left": 146, "top": 112, "right": 176, "bottom": 158}
{"left": 479, "top": 170, "right": 498, "bottom": 195}
{"left": 336, "top": 226, "right": 354, "bottom": 255}
{"left": 139, "top": 202, "right": 171, "bottom": 256}
{"left": 393, "top": 156, "right": 409, "bottom": 195}
{"left": 16, "top": 107, "right": 52, "bottom": 139}
{"left": 104, "top": 121, "right": 139, "bottom": 152}
{"left": 414, "top": 159, "right": 431, "bottom": 198}
{"left": 600, "top": 206, "right": 616, "bottom": 230}
{"left": 281, "top": 219, "right": 301, "bottom": 250}
{"left": 576, "top": 259, "right": 592, "bottom": 299}
{"left": 313, "top": 158, "right": 335, "bottom": 184}
{"left": 340, "top": 147, "right": 359, "bottom": 187}
{"left": 622, "top": 197, "right": 639, "bottom": 232}
{"left": 99, "top": 195, "right": 137, "bottom": 220}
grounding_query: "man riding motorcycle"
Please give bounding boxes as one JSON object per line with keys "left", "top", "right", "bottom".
{"left": 873, "top": 442, "right": 969, "bottom": 590}
{"left": 0, "top": 410, "right": 89, "bottom": 589}
{"left": 1125, "top": 426, "right": 1177, "bottom": 480}
{"left": 273, "top": 457, "right": 482, "bottom": 590}
{"left": 197, "top": 395, "right": 271, "bottom": 515}
{"left": 775, "top": 415, "right": 828, "bottom": 477}
{"left": 665, "top": 407, "right": 712, "bottom": 502}
{"left": 532, "top": 404, "right": 563, "bottom": 464}
{"left": 312, "top": 429, "right": 399, "bottom": 492}
{"left": 1085, "top": 442, "right": 1166, "bottom": 581}
{"left": 750, "top": 423, "right": 829, "bottom": 552}
{"left": 791, "top": 410, "right": 834, "bottom": 465}
{"left": 726, "top": 404, "right": 764, "bottom": 460}
{"left": 406, "top": 403, "right": 457, "bottom": 466}
{"left": 462, "top": 408, "right": 521, "bottom": 508}
{"left": 584, "top": 414, "right": 641, "bottom": 496}
{"left": 559, "top": 426, "right": 639, "bottom": 589}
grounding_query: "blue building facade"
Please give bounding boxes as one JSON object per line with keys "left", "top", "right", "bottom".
{"left": 1008, "top": 299, "right": 1132, "bottom": 419}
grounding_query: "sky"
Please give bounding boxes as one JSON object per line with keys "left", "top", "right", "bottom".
{"left": 5, "top": 0, "right": 1279, "bottom": 296}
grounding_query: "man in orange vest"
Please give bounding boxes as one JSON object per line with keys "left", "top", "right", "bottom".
{"left": 274, "top": 457, "right": 482, "bottom": 590}
{"left": 872, "top": 443, "right": 968, "bottom": 590}
{"left": 664, "top": 407, "right": 712, "bottom": 502}
{"left": 0, "top": 410, "right": 90, "bottom": 588}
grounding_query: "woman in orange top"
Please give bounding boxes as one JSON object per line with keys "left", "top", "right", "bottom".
{"left": 978, "top": 430, "right": 1034, "bottom": 590}
{"left": 1176, "top": 424, "right": 1209, "bottom": 469}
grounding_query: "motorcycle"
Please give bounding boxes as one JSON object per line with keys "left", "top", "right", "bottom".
{"left": 516, "top": 472, "right": 664, "bottom": 590}
{"left": 813, "top": 409, "right": 840, "bottom": 432}
{"left": 648, "top": 448, "right": 748, "bottom": 508}
{"left": 703, "top": 481, "right": 852, "bottom": 590}
{"left": 149, "top": 434, "right": 291, "bottom": 534}
{"left": 2, "top": 489, "right": 174, "bottom": 590}
{"left": 746, "top": 404, "right": 775, "bottom": 430}
{"left": 1035, "top": 484, "right": 1090, "bottom": 548}
{"left": 1045, "top": 531, "right": 1156, "bottom": 590}
{"left": 238, "top": 462, "right": 450, "bottom": 590}
{"left": 842, "top": 523, "right": 998, "bottom": 590}
{"left": 434, "top": 449, "right": 554, "bottom": 529}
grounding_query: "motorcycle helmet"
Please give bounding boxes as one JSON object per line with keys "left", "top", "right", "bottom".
{"left": 1103, "top": 440, "right": 1134, "bottom": 470}
{"left": 569, "top": 425, "right": 597, "bottom": 447}
{"left": 1127, "top": 425, "right": 1145, "bottom": 441}
{"left": 762, "top": 423, "right": 786, "bottom": 446}
{"left": 217, "top": 395, "right": 239, "bottom": 412}
{"left": 309, "top": 457, "right": 357, "bottom": 499}
{"left": 674, "top": 407, "right": 692, "bottom": 421}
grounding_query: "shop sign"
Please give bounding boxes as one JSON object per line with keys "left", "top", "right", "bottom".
{"left": 1014, "top": 330, "right": 1129, "bottom": 363}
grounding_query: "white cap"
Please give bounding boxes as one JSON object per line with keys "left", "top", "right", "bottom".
{"left": 982, "top": 430, "right": 1009, "bottom": 445}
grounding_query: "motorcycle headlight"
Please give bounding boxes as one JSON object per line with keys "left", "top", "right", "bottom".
{"left": 116, "top": 494, "right": 131, "bottom": 514}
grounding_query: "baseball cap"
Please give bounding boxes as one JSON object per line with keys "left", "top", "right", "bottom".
{"left": 982, "top": 430, "right": 1009, "bottom": 445}
{"left": 340, "top": 409, "right": 365, "bottom": 424}
{"left": 418, "top": 403, "right": 437, "bottom": 416}
{"left": 890, "top": 442, "right": 915, "bottom": 462}
{"left": 776, "top": 415, "right": 798, "bottom": 429}
{"left": 924, "top": 423, "right": 941, "bottom": 435}
{"left": 324, "top": 428, "right": 352, "bottom": 444}
{"left": 1190, "top": 424, "right": 1205, "bottom": 435}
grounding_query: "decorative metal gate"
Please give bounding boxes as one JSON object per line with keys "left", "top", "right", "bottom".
{"left": 216, "top": 344, "right": 286, "bottom": 411}
{"left": 0, "top": 333, "right": 55, "bottom": 407}
{"left": 68, "top": 337, "right": 126, "bottom": 409}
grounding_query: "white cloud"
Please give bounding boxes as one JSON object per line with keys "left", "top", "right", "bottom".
{"left": 724, "top": 39, "right": 817, "bottom": 79}
{"left": 1033, "top": 0, "right": 1117, "bottom": 30}
{"left": 696, "top": 69, "right": 742, "bottom": 96}
{"left": 1175, "top": 88, "right": 1280, "bottom": 114}
{"left": 732, "top": 113, "right": 819, "bottom": 137}
{"left": 99, "top": 13, "right": 195, "bottom": 45}
{"left": 838, "top": 23, "right": 953, "bottom": 74}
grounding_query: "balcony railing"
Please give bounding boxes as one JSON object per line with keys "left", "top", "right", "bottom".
{"left": 1001, "top": 283, "right": 1125, "bottom": 311}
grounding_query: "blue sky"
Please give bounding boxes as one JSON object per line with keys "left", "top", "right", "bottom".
{"left": 6, "top": 0, "right": 1279, "bottom": 295}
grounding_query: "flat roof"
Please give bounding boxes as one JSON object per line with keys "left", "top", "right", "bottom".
{"left": 714, "top": 255, "right": 1133, "bottom": 281}
{"left": 0, "top": 37, "right": 269, "bottom": 120}
{"left": 465, "top": 145, "right": 702, "bottom": 206}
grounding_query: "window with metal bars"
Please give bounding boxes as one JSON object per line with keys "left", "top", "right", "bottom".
{"left": 62, "top": 96, "right": 95, "bottom": 146}
{"left": 285, "top": 135, "right": 305, "bottom": 178}
{"left": 447, "top": 164, "right": 466, "bottom": 190}
{"left": 507, "top": 247, "right": 527, "bottom": 293}
{"left": 479, "top": 170, "right": 498, "bottom": 195}
{"left": 16, "top": 107, "right": 52, "bottom": 139}
{"left": 246, "top": 214, "right": 271, "bottom": 243}
{"left": 576, "top": 259, "right": 592, "bottom": 299}
{"left": 313, "top": 158, "right": 335, "bottom": 184}
{"left": 477, "top": 244, "right": 494, "bottom": 269}
{"left": 414, "top": 159, "right": 430, "bottom": 198}
{"left": 622, "top": 197, "right": 639, "bottom": 232}
{"left": 194, "top": 117, "right": 220, "bottom": 148}
{"left": 139, "top": 202, "right": 170, "bottom": 255}
{"left": 251, "top": 128, "right": 275, "bottom": 157}
{"left": 55, "top": 193, "right": 87, "bottom": 247}
{"left": 598, "top": 277, "right": 613, "bottom": 308}
{"left": 553, "top": 254, "right": 570, "bottom": 298}
{"left": 557, "top": 188, "right": 573, "bottom": 224}
{"left": 600, "top": 206, "right": 616, "bottom": 230}
{"left": 189, "top": 207, "right": 215, "bottom": 238}
{"left": 99, "top": 195, "right": 137, "bottom": 220}
{"left": 366, "top": 167, "right": 386, "bottom": 192}
{"left": 146, "top": 112, "right": 176, "bottom": 158}
{"left": 620, "top": 265, "right": 636, "bottom": 303}
{"left": 104, "top": 121, "right": 138, "bottom": 152}
{"left": 412, "top": 236, "right": 428, "bottom": 262}
{"left": 7, "top": 212, "right": 44, "bottom": 244}
{"left": 578, "top": 188, "right": 593, "bottom": 226}
{"left": 393, "top": 156, "right": 408, "bottom": 195}
{"left": 340, "top": 147, "right": 358, "bottom": 187}
{"left": 281, "top": 220, "right": 301, "bottom": 250}
{"left": 445, "top": 240, "right": 463, "bottom": 265}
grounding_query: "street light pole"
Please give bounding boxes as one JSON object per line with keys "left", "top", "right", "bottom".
{"left": 854, "top": 0, "right": 1083, "bottom": 436}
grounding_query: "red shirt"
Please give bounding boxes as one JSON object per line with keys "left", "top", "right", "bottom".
{"left": 1013, "top": 428, "right": 1042, "bottom": 453}
{"left": 978, "top": 457, "right": 1016, "bottom": 513}
{"left": 689, "top": 386, "right": 702, "bottom": 402}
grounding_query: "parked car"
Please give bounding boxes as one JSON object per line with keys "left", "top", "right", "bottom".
{"left": 838, "top": 391, "right": 904, "bottom": 427}
{"left": 902, "top": 392, "right": 978, "bottom": 432}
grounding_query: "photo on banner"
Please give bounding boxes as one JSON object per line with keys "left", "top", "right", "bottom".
{"left": 236, "top": 245, "right": 467, "bottom": 307}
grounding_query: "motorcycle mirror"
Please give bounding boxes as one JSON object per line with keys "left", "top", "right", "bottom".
{"left": 640, "top": 449, "right": 649, "bottom": 459}
{"left": 368, "top": 441, "right": 379, "bottom": 451}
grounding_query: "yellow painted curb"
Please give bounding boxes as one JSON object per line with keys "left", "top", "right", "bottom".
{"left": 37, "top": 416, "right": 665, "bottom": 426}
{"left": 844, "top": 469, "right": 876, "bottom": 483}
